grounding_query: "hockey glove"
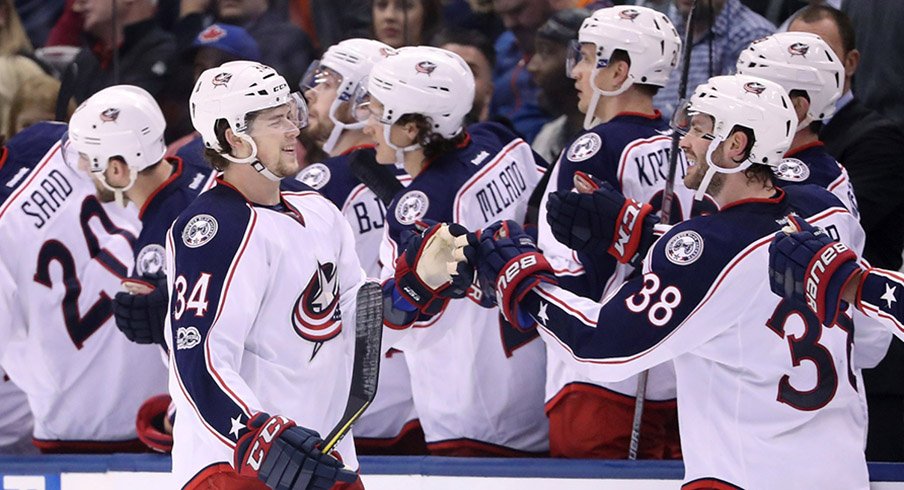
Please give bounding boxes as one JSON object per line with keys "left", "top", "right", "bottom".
{"left": 235, "top": 413, "right": 357, "bottom": 490}
{"left": 114, "top": 272, "right": 168, "bottom": 347}
{"left": 546, "top": 174, "right": 658, "bottom": 265}
{"left": 463, "top": 220, "right": 556, "bottom": 330}
{"left": 768, "top": 215, "right": 862, "bottom": 326}
{"left": 135, "top": 394, "right": 173, "bottom": 453}
{"left": 395, "top": 222, "right": 475, "bottom": 316}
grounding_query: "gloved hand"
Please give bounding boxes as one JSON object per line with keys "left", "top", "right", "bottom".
{"left": 234, "top": 413, "right": 358, "bottom": 490}
{"left": 114, "top": 272, "right": 168, "bottom": 347}
{"left": 546, "top": 173, "right": 657, "bottom": 265}
{"left": 135, "top": 394, "right": 173, "bottom": 453}
{"left": 460, "top": 220, "right": 556, "bottom": 330}
{"left": 394, "top": 221, "right": 475, "bottom": 315}
{"left": 768, "top": 215, "right": 862, "bottom": 326}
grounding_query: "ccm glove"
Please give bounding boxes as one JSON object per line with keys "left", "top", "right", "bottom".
{"left": 463, "top": 220, "right": 556, "bottom": 330}
{"left": 114, "top": 272, "right": 168, "bottom": 347}
{"left": 235, "top": 413, "right": 357, "bottom": 490}
{"left": 395, "top": 222, "right": 475, "bottom": 315}
{"left": 546, "top": 178, "right": 657, "bottom": 265}
{"left": 768, "top": 215, "right": 862, "bottom": 326}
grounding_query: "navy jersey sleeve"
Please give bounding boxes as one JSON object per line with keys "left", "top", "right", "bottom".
{"left": 858, "top": 268, "right": 904, "bottom": 340}
{"left": 524, "top": 219, "right": 764, "bottom": 381}
{"left": 166, "top": 187, "right": 265, "bottom": 448}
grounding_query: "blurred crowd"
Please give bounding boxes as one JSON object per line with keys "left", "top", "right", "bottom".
{"left": 4, "top": 0, "right": 904, "bottom": 465}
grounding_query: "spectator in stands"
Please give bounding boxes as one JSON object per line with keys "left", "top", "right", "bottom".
{"left": 527, "top": 8, "right": 589, "bottom": 164}
{"left": 288, "top": 0, "right": 371, "bottom": 51}
{"left": 372, "top": 0, "right": 442, "bottom": 48}
{"left": 432, "top": 28, "right": 495, "bottom": 123}
{"left": 164, "top": 23, "right": 261, "bottom": 159}
{"left": 1, "top": 0, "right": 34, "bottom": 56}
{"left": 652, "top": 0, "right": 774, "bottom": 119}
{"left": 66, "top": 0, "right": 176, "bottom": 103}
{"left": 489, "top": 0, "right": 555, "bottom": 143}
{"left": 11, "top": 0, "right": 65, "bottom": 48}
{"left": 0, "top": 56, "right": 47, "bottom": 141}
{"left": 790, "top": 4, "right": 904, "bottom": 463}
{"left": 842, "top": 1, "right": 904, "bottom": 128}
{"left": 176, "top": 0, "right": 314, "bottom": 88}
{"left": 6, "top": 73, "right": 68, "bottom": 137}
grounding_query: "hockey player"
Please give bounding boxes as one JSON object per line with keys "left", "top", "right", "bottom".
{"left": 0, "top": 121, "right": 167, "bottom": 452}
{"left": 536, "top": 5, "right": 701, "bottom": 459}
{"left": 68, "top": 85, "right": 217, "bottom": 350}
{"left": 297, "top": 39, "right": 425, "bottom": 455}
{"left": 167, "top": 60, "right": 361, "bottom": 489}
{"left": 770, "top": 220, "right": 904, "bottom": 341}
{"left": 736, "top": 31, "right": 859, "bottom": 216}
{"left": 361, "top": 45, "right": 550, "bottom": 456}
{"left": 466, "top": 74, "right": 869, "bottom": 488}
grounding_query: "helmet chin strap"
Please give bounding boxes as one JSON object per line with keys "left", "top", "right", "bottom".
{"left": 795, "top": 115, "right": 814, "bottom": 133}
{"left": 382, "top": 124, "right": 420, "bottom": 167}
{"left": 94, "top": 166, "right": 138, "bottom": 207}
{"left": 221, "top": 133, "right": 281, "bottom": 182}
{"left": 693, "top": 135, "right": 754, "bottom": 201}
{"left": 582, "top": 68, "right": 634, "bottom": 130}
{"left": 323, "top": 99, "right": 366, "bottom": 155}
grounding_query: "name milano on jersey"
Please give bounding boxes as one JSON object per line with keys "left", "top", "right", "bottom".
{"left": 0, "top": 124, "right": 166, "bottom": 443}
{"left": 379, "top": 122, "right": 550, "bottom": 453}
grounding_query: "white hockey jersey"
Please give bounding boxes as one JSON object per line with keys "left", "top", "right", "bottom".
{"left": 379, "top": 122, "right": 549, "bottom": 454}
{"left": 529, "top": 185, "right": 869, "bottom": 488}
{"left": 165, "top": 181, "right": 364, "bottom": 485}
{"left": 0, "top": 125, "right": 167, "bottom": 446}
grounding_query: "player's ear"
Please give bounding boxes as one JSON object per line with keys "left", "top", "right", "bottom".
{"left": 791, "top": 95, "right": 809, "bottom": 124}
{"left": 727, "top": 129, "right": 749, "bottom": 159}
{"left": 224, "top": 128, "right": 247, "bottom": 152}
{"left": 612, "top": 59, "right": 630, "bottom": 86}
{"left": 401, "top": 120, "right": 419, "bottom": 144}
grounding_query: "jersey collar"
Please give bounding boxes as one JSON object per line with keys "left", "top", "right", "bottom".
{"left": 139, "top": 157, "right": 183, "bottom": 221}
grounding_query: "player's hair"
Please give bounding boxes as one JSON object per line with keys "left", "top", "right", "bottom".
{"left": 397, "top": 113, "right": 467, "bottom": 160}
{"left": 794, "top": 5, "right": 856, "bottom": 53}
{"left": 204, "top": 110, "right": 266, "bottom": 172}
{"left": 610, "top": 49, "right": 659, "bottom": 97}
{"left": 728, "top": 125, "right": 773, "bottom": 186}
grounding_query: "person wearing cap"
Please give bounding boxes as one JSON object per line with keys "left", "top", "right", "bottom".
{"left": 165, "top": 23, "right": 262, "bottom": 165}
{"left": 527, "top": 8, "right": 590, "bottom": 164}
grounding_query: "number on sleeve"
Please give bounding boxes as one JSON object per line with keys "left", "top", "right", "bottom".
{"left": 625, "top": 273, "right": 682, "bottom": 326}
{"left": 173, "top": 273, "right": 212, "bottom": 320}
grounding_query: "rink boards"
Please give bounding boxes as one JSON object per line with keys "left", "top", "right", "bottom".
{"left": 2, "top": 455, "right": 904, "bottom": 489}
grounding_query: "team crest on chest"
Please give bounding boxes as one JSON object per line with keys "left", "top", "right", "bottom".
{"left": 136, "top": 244, "right": 165, "bottom": 275}
{"left": 298, "top": 163, "right": 331, "bottom": 190}
{"left": 665, "top": 230, "right": 704, "bottom": 265}
{"left": 567, "top": 133, "right": 602, "bottom": 162}
{"left": 182, "top": 214, "right": 218, "bottom": 248}
{"left": 773, "top": 158, "right": 810, "bottom": 182}
{"left": 292, "top": 261, "right": 342, "bottom": 344}
{"left": 395, "top": 190, "right": 429, "bottom": 225}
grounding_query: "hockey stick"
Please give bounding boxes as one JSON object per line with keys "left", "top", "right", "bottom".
{"left": 348, "top": 148, "right": 404, "bottom": 206}
{"left": 628, "top": 0, "right": 698, "bottom": 461}
{"left": 321, "top": 281, "right": 384, "bottom": 453}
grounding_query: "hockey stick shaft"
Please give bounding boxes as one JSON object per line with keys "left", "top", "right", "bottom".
{"left": 322, "top": 281, "right": 383, "bottom": 453}
{"left": 629, "top": 0, "right": 698, "bottom": 461}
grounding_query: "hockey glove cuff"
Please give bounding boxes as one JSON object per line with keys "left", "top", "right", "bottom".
{"left": 235, "top": 413, "right": 357, "bottom": 490}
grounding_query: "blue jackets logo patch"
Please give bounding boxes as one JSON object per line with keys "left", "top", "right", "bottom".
{"left": 666, "top": 231, "right": 704, "bottom": 266}
{"left": 567, "top": 133, "right": 602, "bottom": 162}
{"left": 395, "top": 190, "right": 429, "bottom": 225}
{"left": 182, "top": 214, "right": 218, "bottom": 248}
{"left": 773, "top": 158, "right": 810, "bottom": 182}
{"left": 298, "top": 163, "right": 331, "bottom": 190}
